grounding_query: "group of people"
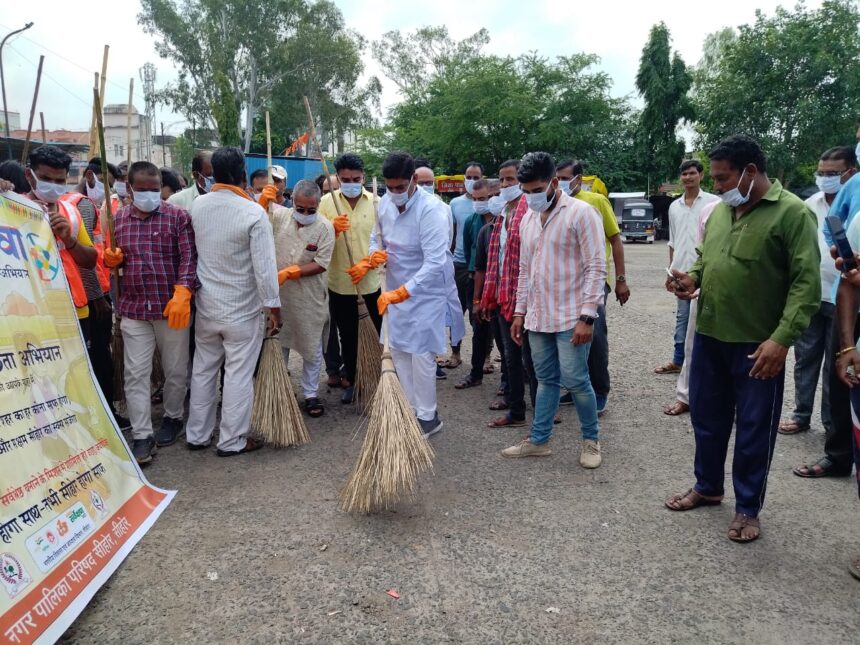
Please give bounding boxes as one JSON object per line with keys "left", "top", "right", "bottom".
{"left": 2, "top": 125, "right": 859, "bottom": 575}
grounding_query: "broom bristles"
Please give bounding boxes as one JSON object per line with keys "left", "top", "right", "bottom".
{"left": 354, "top": 300, "right": 382, "bottom": 410}
{"left": 339, "top": 352, "right": 434, "bottom": 513}
{"left": 252, "top": 338, "right": 310, "bottom": 447}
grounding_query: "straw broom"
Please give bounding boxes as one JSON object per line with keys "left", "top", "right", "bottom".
{"left": 250, "top": 112, "right": 309, "bottom": 446}
{"left": 302, "top": 97, "right": 381, "bottom": 407}
{"left": 339, "top": 314, "right": 434, "bottom": 513}
{"left": 252, "top": 336, "right": 309, "bottom": 447}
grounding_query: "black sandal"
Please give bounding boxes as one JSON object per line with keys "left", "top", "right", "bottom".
{"left": 304, "top": 397, "right": 324, "bottom": 418}
{"left": 792, "top": 457, "right": 852, "bottom": 478}
{"left": 455, "top": 375, "right": 482, "bottom": 389}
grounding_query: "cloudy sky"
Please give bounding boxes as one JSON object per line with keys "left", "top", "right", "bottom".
{"left": 1, "top": 0, "right": 821, "bottom": 136}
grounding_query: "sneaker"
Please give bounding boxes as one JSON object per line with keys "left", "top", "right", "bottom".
{"left": 501, "top": 439, "right": 552, "bottom": 458}
{"left": 580, "top": 440, "right": 602, "bottom": 469}
{"left": 113, "top": 412, "right": 132, "bottom": 431}
{"left": 155, "top": 417, "right": 184, "bottom": 447}
{"left": 341, "top": 385, "right": 355, "bottom": 404}
{"left": 419, "top": 414, "right": 443, "bottom": 438}
{"left": 559, "top": 392, "right": 573, "bottom": 406}
{"left": 436, "top": 366, "right": 447, "bottom": 380}
{"left": 132, "top": 436, "right": 156, "bottom": 464}
{"left": 596, "top": 395, "right": 607, "bottom": 417}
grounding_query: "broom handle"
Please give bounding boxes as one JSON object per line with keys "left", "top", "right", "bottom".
{"left": 265, "top": 110, "right": 275, "bottom": 219}
{"left": 93, "top": 88, "right": 115, "bottom": 252}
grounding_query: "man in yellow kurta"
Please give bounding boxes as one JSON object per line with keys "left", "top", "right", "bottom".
{"left": 317, "top": 153, "right": 382, "bottom": 404}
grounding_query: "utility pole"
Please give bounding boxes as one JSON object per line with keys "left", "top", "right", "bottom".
{"left": 139, "top": 63, "right": 157, "bottom": 162}
{"left": 0, "top": 22, "right": 34, "bottom": 160}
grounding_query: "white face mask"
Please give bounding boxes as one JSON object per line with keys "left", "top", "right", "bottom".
{"left": 464, "top": 178, "right": 477, "bottom": 194}
{"left": 115, "top": 182, "right": 128, "bottom": 198}
{"left": 31, "top": 175, "right": 68, "bottom": 203}
{"left": 524, "top": 185, "right": 554, "bottom": 213}
{"left": 856, "top": 141, "right": 860, "bottom": 162}
{"left": 132, "top": 190, "right": 161, "bottom": 213}
{"left": 389, "top": 179, "right": 413, "bottom": 207}
{"left": 292, "top": 210, "right": 318, "bottom": 226}
{"left": 474, "top": 200, "right": 491, "bottom": 215}
{"left": 420, "top": 184, "right": 435, "bottom": 195}
{"left": 488, "top": 195, "right": 506, "bottom": 216}
{"left": 718, "top": 169, "right": 753, "bottom": 208}
{"left": 499, "top": 185, "right": 522, "bottom": 203}
{"left": 340, "top": 182, "right": 363, "bottom": 198}
{"left": 815, "top": 174, "right": 843, "bottom": 195}
{"left": 558, "top": 180, "right": 572, "bottom": 195}
{"left": 86, "top": 175, "right": 105, "bottom": 203}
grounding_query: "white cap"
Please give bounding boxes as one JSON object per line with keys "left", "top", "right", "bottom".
{"left": 270, "top": 165, "right": 287, "bottom": 181}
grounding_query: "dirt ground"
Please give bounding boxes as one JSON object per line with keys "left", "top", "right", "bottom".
{"left": 62, "top": 241, "right": 859, "bottom": 644}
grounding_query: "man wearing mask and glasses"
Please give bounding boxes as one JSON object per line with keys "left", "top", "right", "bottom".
{"left": 103, "top": 162, "right": 197, "bottom": 465}
{"left": 168, "top": 151, "right": 214, "bottom": 212}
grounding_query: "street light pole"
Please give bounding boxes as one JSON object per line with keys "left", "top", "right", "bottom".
{"left": 0, "top": 22, "right": 34, "bottom": 160}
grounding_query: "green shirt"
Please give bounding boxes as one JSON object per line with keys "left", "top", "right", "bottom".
{"left": 687, "top": 180, "right": 820, "bottom": 347}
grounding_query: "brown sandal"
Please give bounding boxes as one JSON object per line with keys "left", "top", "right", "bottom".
{"left": 489, "top": 400, "right": 509, "bottom": 411}
{"left": 654, "top": 362, "right": 681, "bottom": 374}
{"left": 727, "top": 513, "right": 760, "bottom": 543}
{"left": 663, "top": 401, "right": 689, "bottom": 416}
{"left": 778, "top": 420, "right": 810, "bottom": 435}
{"left": 665, "top": 488, "right": 723, "bottom": 511}
{"left": 440, "top": 355, "right": 462, "bottom": 369}
{"left": 487, "top": 415, "right": 526, "bottom": 428}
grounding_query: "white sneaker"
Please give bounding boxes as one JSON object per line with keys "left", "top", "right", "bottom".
{"left": 580, "top": 440, "right": 602, "bottom": 469}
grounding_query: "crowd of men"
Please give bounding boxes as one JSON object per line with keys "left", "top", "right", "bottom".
{"left": 1, "top": 125, "right": 859, "bottom": 577}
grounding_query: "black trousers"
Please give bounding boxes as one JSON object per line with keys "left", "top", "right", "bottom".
{"left": 329, "top": 289, "right": 382, "bottom": 383}
{"left": 825, "top": 315, "right": 860, "bottom": 469}
{"left": 498, "top": 315, "right": 527, "bottom": 420}
{"left": 80, "top": 302, "right": 115, "bottom": 407}
{"left": 452, "top": 262, "right": 471, "bottom": 353}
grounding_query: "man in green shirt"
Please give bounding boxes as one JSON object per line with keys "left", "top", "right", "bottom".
{"left": 664, "top": 135, "right": 820, "bottom": 543}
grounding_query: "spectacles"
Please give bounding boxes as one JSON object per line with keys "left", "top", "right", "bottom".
{"left": 815, "top": 170, "right": 849, "bottom": 178}
{"left": 294, "top": 206, "right": 317, "bottom": 215}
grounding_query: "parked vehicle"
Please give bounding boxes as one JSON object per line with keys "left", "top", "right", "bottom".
{"left": 620, "top": 200, "right": 655, "bottom": 243}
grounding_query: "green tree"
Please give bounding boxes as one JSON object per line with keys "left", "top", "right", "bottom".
{"left": 693, "top": 0, "right": 860, "bottom": 187}
{"left": 635, "top": 23, "right": 694, "bottom": 192}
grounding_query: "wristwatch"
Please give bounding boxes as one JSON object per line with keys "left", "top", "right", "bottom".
{"left": 578, "top": 315, "right": 595, "bottom": 325}
{"left": 616, "top": 275, "right": 626, "bottom": 283}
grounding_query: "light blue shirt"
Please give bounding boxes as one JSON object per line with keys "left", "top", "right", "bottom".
{"left": 450, "top": 194, "right": 475, "bottom": 264}
{"left": 823, "top": 172, "right": 860, "bottom": 246}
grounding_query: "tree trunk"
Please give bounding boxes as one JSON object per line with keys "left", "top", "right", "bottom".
{"left": 243, "top": 55, "right": 257, "bottom": 153}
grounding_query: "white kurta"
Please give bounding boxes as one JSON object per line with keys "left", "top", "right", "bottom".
{"left": 371, "top": 188, "right": 465, "bottom": 354}
{"left": 271, "top": 207, "right": 335, "bottom": 361}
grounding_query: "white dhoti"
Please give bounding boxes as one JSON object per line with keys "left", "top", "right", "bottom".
{"left": 121, "top": 317, "right": 190, "bottom": 440}
{"left": 283, "top": 346, "right": 323, "bottom": 399}
{"left": 186, "top": 313, "right": 263, "bottom": 452}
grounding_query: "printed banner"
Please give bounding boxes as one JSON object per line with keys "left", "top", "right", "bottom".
{"left": 0, "top": 192, "right": 174, "bottom": 643}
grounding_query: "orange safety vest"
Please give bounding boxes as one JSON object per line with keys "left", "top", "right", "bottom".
{"left": 55, "top": 195, "right": 89, "bottom": 309}
{"left": 89, "top": 196, "right": 114, "bottom": 294}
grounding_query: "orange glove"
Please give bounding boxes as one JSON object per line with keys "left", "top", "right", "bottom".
{"left": 332, "top": 215, "right": 350, "bottom": 237}
{"left": 278, "top": 264, "right": 302, "bottom": 285}
{"left": 369, "top": 250, "right": 388, "bottom": 267}
{"left": 377, "top": 285, "right": 410, "bottom": 316}
{"left": 104, "top": 247, "right": 124, "bottom": 268}
{"left": 346, "top": 258, "right": 373, "bottom": 285}
{"left": 258, "top": 185, "right": 280, "bottom": 211}
{"left": 162, "top": 285, "right": 192, "bottom": 330}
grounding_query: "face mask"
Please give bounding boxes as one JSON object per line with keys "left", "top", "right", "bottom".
{"left": 420, "top": 184, "right": 435, "bottom": 195}
{"left": 30, "top": 173, "right": 68, "bottom": 203}
{"left": 474, "top": 200, "right": 491, "bottom": 215}
{"left": 488, "top": 196, "right": 506, "bottom": 216}
{"left": 558, "top": 180, "right": 572, "bottom": 195}
{"left": 389, "top": 180, "right": 413, "bottom": 207}
{"left": 718, "top": 169, "right": 753, "bottom": 208}
{"left": 815, "top": 174, "right": 843, "bottom": 195}
{"left": 87, "top": 175, "right": 105, "bottom": 203}
{"left": 856, "top": 141, "right": 860, "bottom": 162}
{"left": 499, "top": 185, "right": 522, "bottom": 203}
{"left": 524, "top": 185, "right": 553, "bottom": 213}
{"left": 133, "top": 190, "right": 161, "bottom": 213}
{"left": 292, "top": 210, "right": 318, "bottom": 226}
{"left": 115, "top": 182, "right": 128, "bottom": 198}
{"left": 252, "top": 192, "right": 262, "bottom": 202}
{"left": 464, "top": 179, "right": 476, "bottom": 194}
{"left": 200, "top": 175, "right": 214, "bottom": 192}
{"left": 340, "top": 182, "right": 363, "bottom": 198}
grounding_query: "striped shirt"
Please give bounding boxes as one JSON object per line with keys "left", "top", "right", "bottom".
{"left": 515, "top": 191, "right": 606, "bottom": 332}
{"left": 76, "top": 196, "right": 105, "bottom": 302}
{"left": 190, "top": 189, "right": 281, "bottom": 324}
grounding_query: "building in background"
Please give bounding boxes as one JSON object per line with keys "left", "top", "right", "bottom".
{"left": 103, "top": 104, "right": 153, "bottom": 165}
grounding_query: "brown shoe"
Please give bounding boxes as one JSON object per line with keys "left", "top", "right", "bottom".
{"left": 654, "top": 362, "right": 681, "bottom": 374}
{"left": 217, "top": 436, "right": 264, "bottom": 457}
{"left": 501, "top": 439, "right": 552, "bottom": 458}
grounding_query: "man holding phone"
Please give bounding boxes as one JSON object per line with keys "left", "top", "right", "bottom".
{"left": 664, "top": 135, "right": 820, "bottom": 543}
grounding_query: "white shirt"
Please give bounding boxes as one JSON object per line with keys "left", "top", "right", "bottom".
{"left": 371, "top": 188, "right": 464, "bottom": 354}
{"left": 668, "top": 190, "right": 719, "bottom": 272}
{"left": 167, "top": 184, "right": 204, "bottom": 212}
{"left": 805, "top": 191, "right": 840, "bottom": 304}
{"left": 190, "top": 189, "right": 281, "bottom": 324}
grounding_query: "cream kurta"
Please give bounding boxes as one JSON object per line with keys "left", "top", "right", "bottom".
{"left": 271, "top": 206, "right": 335, "bottom": 361}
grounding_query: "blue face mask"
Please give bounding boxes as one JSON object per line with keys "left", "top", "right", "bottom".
{"left": 340, "top": 182, "right": 362, "bottom": 198}
{"left": 558, "top": 180, "right": 572, "bottom": 195}
{"left": 115, "top": 181, "right": 128, "bottom": 198}
{"left": 718, "top": 169, "right": 753, "bottom": 208}
{"left": 464, "top": 179, "right": 476, "bottom": 194}
{"left": 201, "top": 175, "right": 214, "bottom": 192}
{"left": 420, "top": 184, "right": 435, "bottom": 195}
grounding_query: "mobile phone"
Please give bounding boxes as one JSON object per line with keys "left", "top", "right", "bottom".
{"left": 666, "top": 267, "right": 687, "bottom": 292}
{"left": 827, "top": 216, "right": 858, "bottom": 271}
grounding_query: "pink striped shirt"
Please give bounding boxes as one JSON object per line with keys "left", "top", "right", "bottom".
{"left": 515, "top": 191, "right": 606, "bottom": 332}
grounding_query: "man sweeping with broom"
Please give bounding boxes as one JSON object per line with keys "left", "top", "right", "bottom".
{"left": 349, "top": 152, "right": 464, "bottom": 437}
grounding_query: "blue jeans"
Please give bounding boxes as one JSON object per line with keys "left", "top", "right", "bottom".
{"left": 673, "top": 299, "right": 691, "bottom": 366}
{"left": 528, "top": 329, "right": 599, "bottom": 445}
{"left": 790, "top": 301, "right": 833, "bottom": 428}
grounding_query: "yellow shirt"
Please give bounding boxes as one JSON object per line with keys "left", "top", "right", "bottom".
{"left": 318, "top": 188, "right": 381, "bottom": 295}
{"left": 72, "top": 224, "right": 94, "bottom": 319}
{"left": 575, "top": 190, "right": 620, "bottom": 284}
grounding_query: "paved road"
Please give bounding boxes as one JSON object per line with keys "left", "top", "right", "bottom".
{"left": 63, "top": 241, "right": 859, "bottom": 644}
